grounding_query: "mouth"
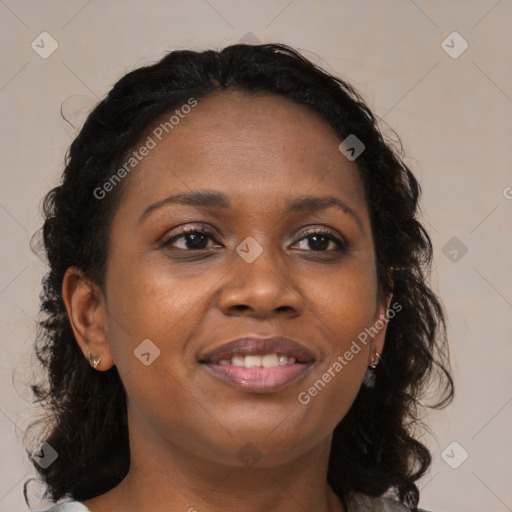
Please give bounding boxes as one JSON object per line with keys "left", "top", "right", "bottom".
{"left": 198, "top": 336, "right": 315, "bottom": 393}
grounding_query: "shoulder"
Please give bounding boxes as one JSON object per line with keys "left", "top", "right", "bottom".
{"left": 346, "top": 492, "right": 431, "bottom": 512}
{"left": 42, "top": 502, "right": 90, "bottom": 512}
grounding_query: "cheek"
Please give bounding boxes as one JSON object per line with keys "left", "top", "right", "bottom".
{"left": 295, "top": 259, "right": 377, "bottom": 410}
{"left": 307, "top": 257, "right": 378, "bottom": 344}
{"left": 106, "top": 254, "right": 218, "bottom": 371}
{"left": 296, "top": 282, "right": 374, "bottom": 434}
{"left": 102, "top": 260, "right": 223, "bottom": 435}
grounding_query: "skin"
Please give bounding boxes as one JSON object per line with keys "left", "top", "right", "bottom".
{"left": 63, "top": 90, "right": 392, "bottom": 512}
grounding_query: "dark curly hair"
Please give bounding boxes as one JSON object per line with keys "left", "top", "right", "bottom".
{"left": 25, "top": 43, "right": 453, "bottom": 510}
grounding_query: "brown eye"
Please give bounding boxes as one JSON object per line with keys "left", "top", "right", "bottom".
{"left": 162, "top": 227, "right": 220, "bottom": 251}
{"left": 293, "top": 229, "right": 347, "bottom": 252}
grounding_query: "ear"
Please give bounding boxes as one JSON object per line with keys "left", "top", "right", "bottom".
{"left": 62, "top": 267, "right": 115, "bottom": 371}
{"left": 368, "top": 267, "right": 394, "bottom": 365}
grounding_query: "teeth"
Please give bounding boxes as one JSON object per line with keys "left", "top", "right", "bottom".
{"left": 261, "top": 354, "right": 279, "bottom": 368}
{"left": 216, "top": 353, "right": 298, "bottom": 367}
{"left": 245, "top": 355, "right": 262, "bottom": 368}
{"left": 231, "top": 355, "right": 245, "bottom": 367}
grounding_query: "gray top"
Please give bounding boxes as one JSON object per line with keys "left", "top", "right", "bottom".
{"left": 43, "top": 504, "right": 89, "bottom": 512}
{"left": 43, "top": 493, "right": 429, "bottom": 511}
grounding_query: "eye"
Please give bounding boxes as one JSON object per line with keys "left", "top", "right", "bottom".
{"left": 292, "top": 228, "right": 347, "bottom": 252}
{"left": 160, "top": 225, "right": 347, "bottom": 254}
{"left": 161, "top": 225, "right": 221, "bottom": 251}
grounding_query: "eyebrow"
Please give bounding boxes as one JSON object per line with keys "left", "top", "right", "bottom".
{"left": 138, "top": 189, "right": 363, "bottom": 229}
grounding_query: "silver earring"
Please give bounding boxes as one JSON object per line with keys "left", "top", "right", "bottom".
{"left": 88, "top": 351, "right": 101, "bottom": 369}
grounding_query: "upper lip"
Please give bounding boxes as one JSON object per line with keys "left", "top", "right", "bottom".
{"left": 199, "top": 336, "right": 315, "bottom": 364}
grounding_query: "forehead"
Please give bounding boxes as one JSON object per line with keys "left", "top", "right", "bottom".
{"left": 118, "top": 90, "right": 367, "bottom": 216}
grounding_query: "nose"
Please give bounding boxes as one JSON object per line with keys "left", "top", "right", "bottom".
{"left": 217, "top": 245, "right": 304, "bottom": 318}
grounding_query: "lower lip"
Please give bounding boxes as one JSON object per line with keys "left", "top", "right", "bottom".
{"left": 202, "top": 362, "right": 313, "bottom": 393}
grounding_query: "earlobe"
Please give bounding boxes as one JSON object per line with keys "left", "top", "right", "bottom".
{"left": 62, "top": 267, "right": 115, "bottom": 371}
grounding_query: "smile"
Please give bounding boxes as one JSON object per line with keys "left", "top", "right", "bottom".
{"left": 199, "top": 336, "right": 316, "bottom": 393}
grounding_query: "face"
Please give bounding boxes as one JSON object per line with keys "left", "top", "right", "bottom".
{"left": 71, "top": 90, "right": 391, "bottom": 468}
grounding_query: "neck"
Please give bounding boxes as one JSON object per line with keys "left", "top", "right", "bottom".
{"left": 83, "top": 409, "right": 346, "bottom": 512}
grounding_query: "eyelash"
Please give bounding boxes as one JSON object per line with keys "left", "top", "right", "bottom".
{"left": 161, "top": 224, "right": 348, "bottom": 253}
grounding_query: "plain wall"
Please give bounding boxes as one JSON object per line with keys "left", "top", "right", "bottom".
{"left": 1, "top": 1, "right": 511, "bottom": 511}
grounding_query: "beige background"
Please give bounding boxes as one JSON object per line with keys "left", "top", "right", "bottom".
{"left": 1, "top": 1, "right": 511, "bottom": 511}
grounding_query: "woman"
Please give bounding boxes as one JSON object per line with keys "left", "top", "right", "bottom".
{"left": 25, "top": 43, "right": 453, "bottom": 512}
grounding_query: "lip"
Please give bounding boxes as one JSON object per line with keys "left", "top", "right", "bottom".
{"left": 203, "top": 363, "right": 314, "bottom": 393}
{"left": 199, "top": 336, "right": 315, "bottom": 393}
